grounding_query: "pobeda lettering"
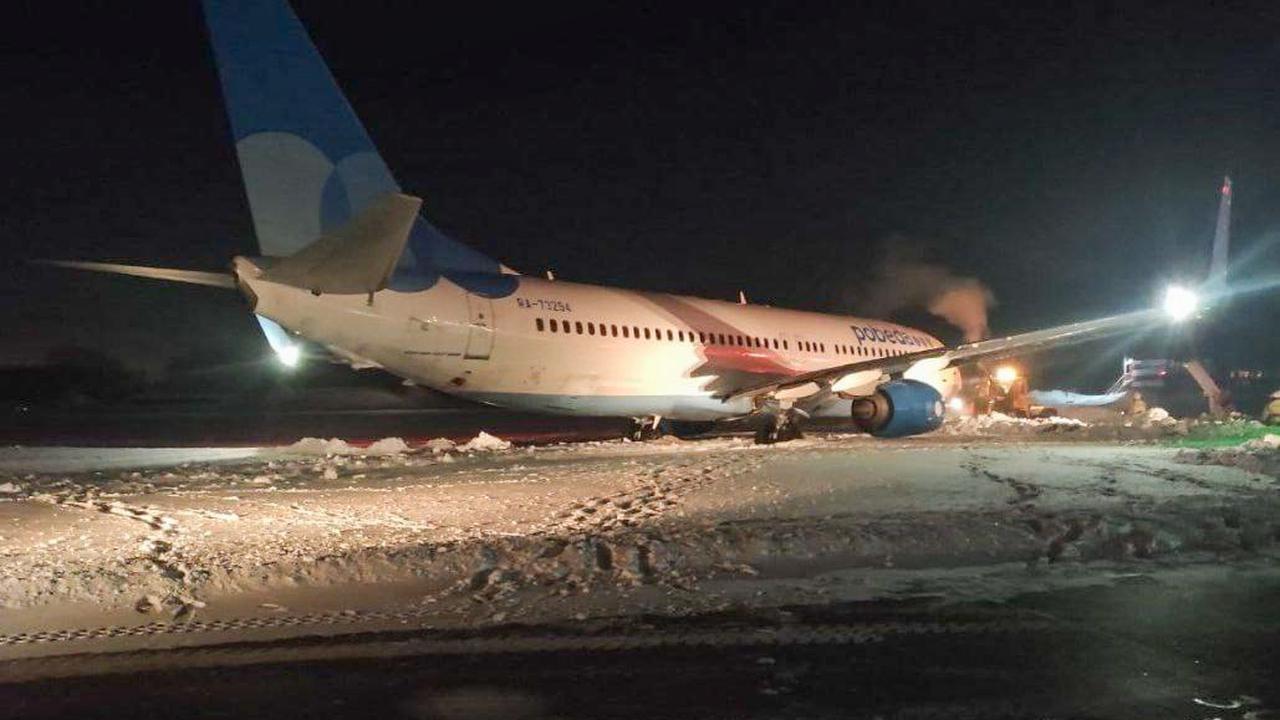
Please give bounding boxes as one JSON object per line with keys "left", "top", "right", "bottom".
{"left": 850, "top": 324, "right": 926, "bottom": 347}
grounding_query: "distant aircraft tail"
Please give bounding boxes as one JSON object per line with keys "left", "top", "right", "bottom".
{"left": 1208, "top": 175, "right": 1231, "bottom": 290}
{"left": 201, "top": 0, "right": 515, "bottom": 295}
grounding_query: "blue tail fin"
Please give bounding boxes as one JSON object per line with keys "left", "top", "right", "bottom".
{"left": 202, "top": 0, "right": 514, "bottom": 296}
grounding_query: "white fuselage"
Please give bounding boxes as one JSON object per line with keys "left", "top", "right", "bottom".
{"left": 241, "top": 265, "right": 961, "bottom": 421}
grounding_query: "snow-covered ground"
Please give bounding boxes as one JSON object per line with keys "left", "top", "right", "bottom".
{"left": 1, "top": 428, "right": 1278, "bottom": 646}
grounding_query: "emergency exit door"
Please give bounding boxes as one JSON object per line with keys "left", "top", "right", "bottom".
{"left": 464, "top": 294, "right": 495, "bottom": 360}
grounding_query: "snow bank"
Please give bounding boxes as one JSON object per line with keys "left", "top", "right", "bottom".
{"left": 1244, "top": 433, "right": 1280, "bottom": 451}
{"left": 1145, "top": 407, "right": 1170, "bottom": 423}
{"left": 424, "top": 438, "right": 457, "bottom": 454}
{"left": 458, "top": 431, "right": 512, "bottom": 452}
{"left": 365, "top": 437, "right": 410, "bottom": 455}
{"left": 1176, "top": 434, "right": 1280, "bottom": 477}
{"left": 285, "top": 437, "right": 355, "bottom": 455}
{"left": 944, "top": 412, "right": 1086, "bottom": 435}
{"left": 284, "top": 436, "right": 410, "bottom": 456}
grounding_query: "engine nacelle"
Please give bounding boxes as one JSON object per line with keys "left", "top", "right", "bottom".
{"left": 850, "top": 379, "right": 945, "bottom": 438}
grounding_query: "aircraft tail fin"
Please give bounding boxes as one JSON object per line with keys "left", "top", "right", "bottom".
{"left": 201, "top": 0, "right": 512, "bottom": 292}
{"left": 1208, "top": 175, "right": 1231, "bottom": 289}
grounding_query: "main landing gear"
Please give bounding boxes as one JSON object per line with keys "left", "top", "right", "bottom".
{"left": 631, "top": 417, "right": 664, "bottom": 441}
{"left": 754, "top": 409, "right": 804, "bottom": 445}
{"left": 630, "top": 417, "right": 718, "bottom": 441}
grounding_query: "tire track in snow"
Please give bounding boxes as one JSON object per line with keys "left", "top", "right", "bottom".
{"left": 38, "top": 491, "right": 193, "bottom": 599}
{"left": 962, "top": 453, "right": 1089, "bottom": 563}
{"left": 548, "top": 451, "right": 763, "bottom": 536}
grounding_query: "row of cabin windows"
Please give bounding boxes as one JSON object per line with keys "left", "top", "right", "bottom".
{"left": 533, "top": 317, "right": 931, "bottom": 357}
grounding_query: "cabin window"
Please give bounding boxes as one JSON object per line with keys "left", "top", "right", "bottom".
{"left": 783, "top": 340, "right": 789, "bottom": 350}
{"left": 575, "top": 321, "right": 583, "bottom": 334}
{"left": 536, "top": 318, "right": 545, "bottom": 332}
{"left": 666, "top": 329, "right": 673, "bottom": 341}
{"left": 545, "top": 318, "right": 554, "bottom": 332}
{"left": 622, "top": 326, "right": 630, "bottom": 338}
{"left": 641, "top": 327, "right": 649, "bottom": 339}
{"left": 772, "top": 338, "right": 779, "bottom": 349}
{"left": 611, "top": 324, "right": 618, "bottom": 337}
{"left": 820, "top": 343, "right": 826, "bottom": 353}
{"left": 586, "top": 322, "right": 594, "bottom": 335}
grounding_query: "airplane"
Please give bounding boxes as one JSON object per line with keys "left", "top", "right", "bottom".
{"left": 41, "top": 0, "right": 1209, "bottom": 444}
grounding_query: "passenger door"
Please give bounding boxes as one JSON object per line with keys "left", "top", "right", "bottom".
{"left": 464, "top": 294, "right": 495, "bottom": 360}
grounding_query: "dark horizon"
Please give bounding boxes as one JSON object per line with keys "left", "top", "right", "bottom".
{"left": 4, "top": 1, "right": 1280, "bottom": 389}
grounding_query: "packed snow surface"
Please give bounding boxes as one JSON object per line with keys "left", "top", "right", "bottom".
{"left": 0, "top": 446, "right": 262, "bottom": 474}
{"left": 2, "top": 427, "right": 1278, "bottom": 637}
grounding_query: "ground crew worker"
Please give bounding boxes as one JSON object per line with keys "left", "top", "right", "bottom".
{"left": 974, "top": 376, "right": 994, "bottom": 415}
{"left": 1128, "top": 390, "right": 1148, "bottom": 416}
{"left": 1264, "top": 391, "right": 1280, "bottom": 426}
{"left": 1007, "top": 376, "right": 1032, "bottom": 417}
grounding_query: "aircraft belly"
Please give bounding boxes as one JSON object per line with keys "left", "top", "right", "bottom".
{"left": 448, "top": 337, "right": 744, "bottom": 419}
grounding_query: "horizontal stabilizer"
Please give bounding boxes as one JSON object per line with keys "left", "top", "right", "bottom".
{"left": 261, "top": 193, "right": 421, "bottom": 294}
{"left": 34, "top": 260, "right": 235, "bottom": 288}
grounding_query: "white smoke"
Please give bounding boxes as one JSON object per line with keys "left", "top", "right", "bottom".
{"left": 855, "top": 243, "right": 996, "bottom": 342}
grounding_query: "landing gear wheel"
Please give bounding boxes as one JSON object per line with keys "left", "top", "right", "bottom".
{"left": 753, "top": 412, "right": 804, "bottom": 444}
{"left": 631, "top": 419, "right": 664, "bottom": 441}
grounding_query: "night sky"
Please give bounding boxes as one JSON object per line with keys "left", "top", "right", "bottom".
{"left": 4, "top": 1, "right": 1280, "bottom": 388}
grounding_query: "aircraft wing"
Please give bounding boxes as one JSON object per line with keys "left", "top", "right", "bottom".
{"left": 725, "top": 307, "right": 1165, "bottom": 402}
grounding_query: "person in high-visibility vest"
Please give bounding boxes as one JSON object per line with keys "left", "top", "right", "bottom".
{"left": 1263, "top": 391, "right": 1280, "bottom": 426}
{"left": 1128, "top": 391, "right": 1148, "bottom": 416}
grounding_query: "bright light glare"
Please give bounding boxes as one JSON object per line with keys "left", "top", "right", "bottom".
{"left": 276, "top": 343, "right": 301, "bottom": 368}
{"left": 947, "top": 396, "right": 965, "bottom": 412}
{"left": 994, "top": 365, "right": 1018, "bottom": 384}
{"left": 1163, "top": 285, "right": 1199, "bottom": 321}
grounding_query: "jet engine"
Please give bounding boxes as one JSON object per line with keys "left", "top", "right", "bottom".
{"left": 850, "top": 379, "right": 945, "bottom": 438}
